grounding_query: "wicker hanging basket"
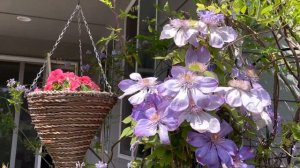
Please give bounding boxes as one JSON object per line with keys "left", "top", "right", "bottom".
{"left": 26, "top": 4, "right": 118, "bottom": 167}
{"left": 27, "top": 91, "right": 117, "bottom": 167}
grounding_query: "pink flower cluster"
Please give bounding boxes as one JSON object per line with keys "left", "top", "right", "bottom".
{"left": 42, "top": 69, "right": 100, "bottom": 91}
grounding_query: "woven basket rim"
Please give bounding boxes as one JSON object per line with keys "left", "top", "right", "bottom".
{"left": 27, "top": 90, "right": 116, "bottom": 97}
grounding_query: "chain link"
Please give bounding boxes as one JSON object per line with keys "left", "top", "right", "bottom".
{"left": 27, "top": 5, "right": 80, "bottom": 94}
{"left": 77, "top": 9, "right": 83, "bottom": 76}
{"left": 80, "top": 8, "right": 113, "bottom": 94}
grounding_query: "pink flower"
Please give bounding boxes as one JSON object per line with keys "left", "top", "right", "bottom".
{"left": 46, "top": 69, "right": 64, "bottom": 85}
{"left": 44, "top": 84, "right": 53, "bottom": 91}
{"left": 40, "top": 69, "right": 100, "bottom": 91}
{"left": 79, "top": 76, "right": 92, "bottom": 85}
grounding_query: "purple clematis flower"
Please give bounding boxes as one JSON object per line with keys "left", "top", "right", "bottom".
{"left": 187, "top": 121, "right": 238, "bottom": 168}
{"left": 178, "top": 95, "right": 224, "bottom": 133}
{"left": 95, "top": 161, "right": 108, "bottom": 168}
{"left": 252, "top": 110, "right": 273, "bottom": 132}
{"left": 118, "top": 73, "right": 157, "bottom": 105}
{"left": 197, "top": 10, "right": 237, "bottom": 48}
{"left": 160, "top": 19, "right": 199, "bottom": 47}
{"left": 133, "top": 95, "right": 178, "bottom": 144}
{"left": 157, "top": 66, "right": 218, "bottom": 112}
{"left": 215, "top": 79, "right": 265, "bottom": 113}
{"left": 232, "top": 146, "right": 256, "bottom": 168}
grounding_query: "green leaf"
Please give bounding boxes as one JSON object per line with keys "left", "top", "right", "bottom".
{"left": 120, "top": 127, "right": 133, "bottom": 139}
{"left": 261, "top": 5, "right": 273, "bottom": 15}
{"left": 196, "top": 3, "right": 205, "bottom": 11}
{"left": 122, "top": 115, "right": 132, "bottom": 124}
{"left": 292, "top": 124, "right": 300, "bottom": 141}
{"left": 119, "top": 9, "right": 138, "bottom": 19}
{"left": 165, "top": 48, "right": 186, "bottom": 65}
{"left": 163, "top": 2, "right": 170, "bottom": 12}
{"left": 99, "top": 0, "right": 113, "bottom": 8}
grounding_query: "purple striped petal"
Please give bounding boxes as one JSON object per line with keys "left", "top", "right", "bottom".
{"left": 134, "top": 119, "right": 157, "bottom": 137}
{"left": 169, "top": 89, "right": 189, "bottom": 111}
{"left": 160, "top": 24, "right": 177, "bottom": 39}
{"left": 225, "top": 89, "right": 242, "bottom": 107}
{"left": 158, "top": 124, "right": 170, "bottom": 144}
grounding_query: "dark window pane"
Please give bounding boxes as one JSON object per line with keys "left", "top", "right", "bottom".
{"left": 0, "top": 61, "right": 19, "bottom": 87}
{"left": 23, "top": 63, "right": 44, "bottom": 88}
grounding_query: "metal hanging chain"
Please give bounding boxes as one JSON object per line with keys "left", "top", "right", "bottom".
{"left": 80, "top": 8, "right": 112, "bottom": 94}
{"left": 27, "top": 5, "right": 80, "bottom": 93}
{"left": 77, "top": 9, "right": 83, "bottom": 76}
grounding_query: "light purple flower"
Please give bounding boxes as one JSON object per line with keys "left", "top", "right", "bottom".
{"left": 81, "top": 64, "right": 90, "bottom": 72}
{"left": 95, "top": 161, "right": 108, "bottom": 168}
{"left": 187, "top": 121, "right": 238, "bottom": 167}
{"left": 215, "top": 80, "right": 264, "bottom": 113}
{"left": 157, "top": 66, "right": 218, "bottom": 112}
{"left": 232, "top": 146, "right": 255, "bottom": 168}
{"left": 7, "top": 79, "right": 16, "bottom": 87}
{"left": 133, "top": 96, "right": 178, "bottom": 144}
{"left": 197, "top": 10, "right": 225, "bottom": 26}
{"left": 15, "top": 84, "right": 26, "bottom": 92}
{"left": 160, "top": 19, "right": 199, "bottom": 47}
{"left": 197, "top": 10, "right": 237, "bottom": 48}
{"left": 178, "top": 95, "right": 224, "bottom": 133}
{"left": 118, "top": 73, "right": 157, "bottom": 105}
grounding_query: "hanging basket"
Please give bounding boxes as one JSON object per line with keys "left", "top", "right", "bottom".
{"left": 27, "top": 91, "right": 117, "bottom": 167}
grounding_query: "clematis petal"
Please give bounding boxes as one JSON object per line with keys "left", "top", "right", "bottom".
{"left": 171, "top": 66, "right": 189, "bottom": 77}
{"left": 118, "top": 84, "right": 144, "bottom": 99}
{"left": 158, "top": 79, "right": 181, "bottom": 95}
{"left": 195, "top": 145, "right": 210, "bottom": 165}
{"left": 241, "top": 92, "right": 264, "bottom": 113}
{"left": 197, "top": 21, "right": 208, "bottom": 34}
{"left": 238, "top": 146, "right": 256, "bottom": 161}
{"left": 128, "top": 89, "right": 148, "bottom": 105}
{"left": 161, "top": 116, "right": 178, "bottom": 131}
{"left": 225, "top": 89, "right": 242, "bottom": 107}
{"left": 251, "top": 83, "right": 271, "bottom": 107}
{"left": 215, "top": 26, "right": 237, "bottom": 43}
{"left": 158, "top": 124, "right": 171, "bottom": 144}
{"left": 252, "top": 111, "right": 273, "bottom": 132}
{"left": 130, "top": 73, "right": 142, "bottom": 81}
{"left": 191, "top": 88, "right": 210, "bottom": 108}
{"left": 187, "top": 131, "right": 210, "bottom": 148}
{"left": 144, "top": 107, "right": 158, "bottom": 119}
{"left": 169, "top": 89, "right": 189, "bottom": 111}
{"left": 188, "top": 33, "right": 199, "bottom": 48}
{"left": 185, "top": 46, "right": 211, "bottom": 65}
{"left": 189, "top": 113, "right": 209, "bottom": 133}
{"left": 160, "top": 24, "right": 177, "bottom": 39}
{"left": 216, "top": 146, "right": 234, "bottom": 166}
{"left": 195, "top": 76, "right": 218, "bottom": 93}
{"left": 217, "top": 139, "right": 238, "bottom": 155}
{"left": 218, "top": 121, "right": 233, "bottom": 137}
{"left": 134, "top": 119, "right": 157, "bottom": 137}
{"left": 174, "top": 29, "right": 188, "bottom": 47}
{"left": 118, "top": 79, "right": 136, "bottom": 91}
{"left": 189, "top": 112, "right": 220, "bottom": 133}
{"left": 198, "top": 145, "right": 220, "bottom": 167}
{"left": 209, "top": 28, "right": 224, "bottom": 48}
{"left": 205, "top": 94, "right": 225, "bottom": 111}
